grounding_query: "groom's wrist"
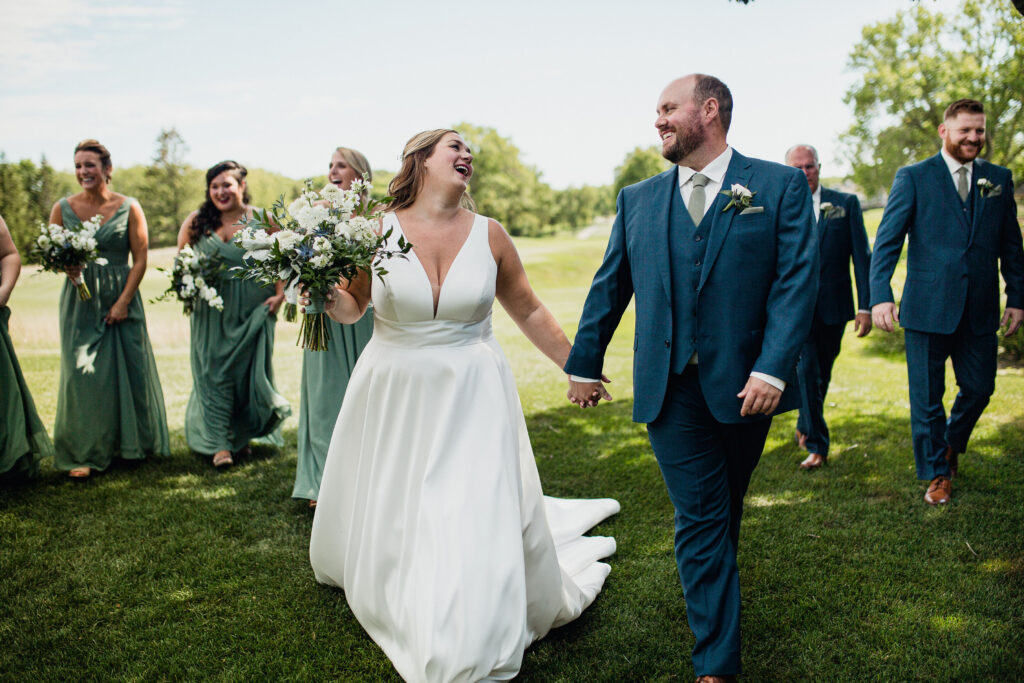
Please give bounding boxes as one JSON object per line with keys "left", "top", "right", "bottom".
{"left": 750, "top": 371, "right": 785, "bottom": 391}
{"left": 569, "top": 374, "right": 601, "bottom": 383}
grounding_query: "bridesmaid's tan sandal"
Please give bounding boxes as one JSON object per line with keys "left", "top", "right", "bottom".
{"left": 212, "top": 452, "right": 234, "bottom": 468}
{"left": 69, "top": 467, "right": 91, "bottom": 479}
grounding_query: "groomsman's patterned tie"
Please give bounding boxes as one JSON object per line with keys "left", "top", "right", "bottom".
{"left": 956, "top": 166, "right": 969, "bottom": 203}
{"left": 689, "top": 173, "right": 709, "bottom": 225}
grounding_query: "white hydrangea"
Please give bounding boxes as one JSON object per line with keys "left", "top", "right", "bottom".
{"left": 310, "top": 253, "right": 332, "bottom": 269}
{"left": 273, "top": 230, "right": 303, "bottom": 251}
{"left": 239, "top": 228, "right": 273, "bottom": 251}
{"left": 288, "top": 197, "right": 307, "bottom": 217}
{"left": 320, "top": 183, "right": 343, "bottom": 205}
{"left": 312, "top": 236, "right": 332, "bottom": 253}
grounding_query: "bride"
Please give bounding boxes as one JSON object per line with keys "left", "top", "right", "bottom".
{"left": 308, "top": 129, "right": 619, "bottom": 682}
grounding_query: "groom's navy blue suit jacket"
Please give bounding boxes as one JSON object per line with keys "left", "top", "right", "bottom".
{"left": 869, "top": 153, "right": 1024, "bottom": 334}
{"left": 565, "top": 150, "right": 819, "bottom": 424}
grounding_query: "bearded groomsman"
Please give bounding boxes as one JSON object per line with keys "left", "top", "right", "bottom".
{"left": 566, "top": 74, "right": 817, "bottom": 682}
{"left": 870, "top": 98, "right": 1024, "bottom": 505}
{"left": 786, "top": 144, "right": 872, "bottom": 470}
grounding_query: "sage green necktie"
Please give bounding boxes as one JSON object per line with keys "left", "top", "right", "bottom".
{"left": 956, "top": 166, "right": 969, "bottom": 203}
{"left": 689, "top": 173, "right": 709, "bottom": 225}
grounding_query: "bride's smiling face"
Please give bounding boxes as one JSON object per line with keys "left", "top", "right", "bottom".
{"left": 424, "top": 133, "right": 473, "bottom": 189}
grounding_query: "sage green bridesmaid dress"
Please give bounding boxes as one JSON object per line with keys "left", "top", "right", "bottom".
{"left": 292, "top": 311, "right": 373, "bottom": 501}
{"left": 53, "top": 197, "right": 170, "bottom": 471}
{"left": 184, "top": 234, "right": 291, "bottom": 456}
{"left": 0, "top": 306, "right": 53, "bottom": 477}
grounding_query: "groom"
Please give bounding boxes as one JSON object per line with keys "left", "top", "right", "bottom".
{"left": 565, "top": 74, "right": 817, "bottom": 680}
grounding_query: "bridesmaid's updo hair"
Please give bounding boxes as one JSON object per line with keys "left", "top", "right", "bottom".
{"left": 388, "top": 129, "right": 475, "bottom": 212}
{"left": 189, "top": 160, "right": 251, "bottom": 246}
{"left": 74, "top": 138, "right": 113, "bottom": 182}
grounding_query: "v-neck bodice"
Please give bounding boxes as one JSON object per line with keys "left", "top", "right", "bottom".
{"left": 371, "top": 212, "right": 496, "bottom": 345}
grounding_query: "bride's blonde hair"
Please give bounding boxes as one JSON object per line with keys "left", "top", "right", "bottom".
{"left": 388, "top": 129, "right": 476, "bottom": 212}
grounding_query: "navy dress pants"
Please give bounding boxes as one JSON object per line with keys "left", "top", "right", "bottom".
{"left": 646, "top": 366, "right": 771, "bottom": 677}
{"left": 795, "top": 320, "right": 845, "bottom": 458}
{"left": 903, "top": 316, "right": 996, "bottom": 480}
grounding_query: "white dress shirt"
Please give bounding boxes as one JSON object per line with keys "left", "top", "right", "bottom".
{"left": 940, "top": 146, "right": 973, "bottom": 187}
{"left": 571, "top": 145, "right": 785, "bottom": 392}
{"left": 811, "top": 186, "right": 821, "bottom": 223}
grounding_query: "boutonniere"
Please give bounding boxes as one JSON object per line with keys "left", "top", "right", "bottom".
{"left": 720, "top": 183, "right": 756, "bottom": 212}
{"left": 820, "top": 202, "right": 846, "bottom": 219}
{"left": 977, "top": 178, "right": 1002, "bottom": 198}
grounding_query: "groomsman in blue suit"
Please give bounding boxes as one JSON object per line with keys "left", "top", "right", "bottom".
{"left": 786, "top": 144, "right": 873, "bottom": 470}
{"left": 565, "top": 74, "right": 817, "bottom": 682}
{"left": 871, "top": 98, "right": 1024, "bottom": 505}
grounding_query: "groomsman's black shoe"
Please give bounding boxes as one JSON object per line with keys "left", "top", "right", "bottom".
{"left": 924, "top": 476, "right": 952, "bottom": 505}
{"left": 943, "top": 446, "right": 960, "bottom": 480}
{"left": 795, "top": 429, "right": 808, "bottom": 450}
{"left": 799, "top": 453, "right": 825, "bottom": 470}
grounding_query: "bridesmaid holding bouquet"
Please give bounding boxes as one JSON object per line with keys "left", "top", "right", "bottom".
{"left": 292, "top": 147, "right": 375, "bottom": 507}
{"left": 177, "top": 161, "right": 290, "bottom": 469}
{"left": 0, "top": 214, "right": 54, "bottom": 478}
{"left": 49, "top": 139, "right": 169, "bottom": 478}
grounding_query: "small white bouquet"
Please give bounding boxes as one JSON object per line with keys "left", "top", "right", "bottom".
{"left": 233, "top": 178, "right": 410, "bottom": 351}
{"left": 30, "top": 215, "right": 108, "bottom": 300}
{"left": 152, "top": 243, "right": 225, "bottom": 314}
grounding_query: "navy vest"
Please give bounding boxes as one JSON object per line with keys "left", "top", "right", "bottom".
{"left": 668, "top": 181, "right": 713, "bottom": 374}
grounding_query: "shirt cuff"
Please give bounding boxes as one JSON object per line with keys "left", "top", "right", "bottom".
{"left": 569, "top": 374, "right": 601, "bottom": 383}
{"left": 857, "top": 309, "right": 871, "bottom": 314}
{"left": 750, "top": 372, "right": 786, "bottom": 392}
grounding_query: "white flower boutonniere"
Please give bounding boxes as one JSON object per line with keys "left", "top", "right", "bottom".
{"left": 820, "top": 202, "right": 846, "bottom": 219}
{"left": 720, "top": 183, "right": 756, "bottom": 213}
{"left": 977, "top": 178, "right": 1002, "bottom": 198}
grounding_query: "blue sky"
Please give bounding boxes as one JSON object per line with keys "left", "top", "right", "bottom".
{"left": 0, "top": 0, "right": 963, "bottom": 188}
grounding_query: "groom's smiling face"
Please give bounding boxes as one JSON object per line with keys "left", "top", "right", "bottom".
{"left": 656, "top": 80, "right": 706, "bottom": 165}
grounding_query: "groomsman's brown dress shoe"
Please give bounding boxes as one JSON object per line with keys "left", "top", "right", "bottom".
{"left": 795, "top": 429, "right": 807, "bottom": 450}
{"left": 924, "top": 476, "right": 952, "bottom": 505}
{"left": 943, "top": 446, "right": 959, "bottom": 479}
{"left": 799, "top": 453, "right": 825, "bottom": 470}
{"left": 695, "top": 676, "right": 737, "bottom": 683}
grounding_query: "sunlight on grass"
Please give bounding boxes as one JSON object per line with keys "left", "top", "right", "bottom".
{"left": 977, "top": 558, "right": 1013, "bottom": 574}
{"left": 930, "top": 615, "right": 967, "bottom": 634}
{"left": 169, "top": 588, "right": 194, "bottom": 602}
{"left": 746, "top": 491, "right": 813, "bottom": 508}
{"left": 164, "top": 485, "right": 237, "bottom": 501}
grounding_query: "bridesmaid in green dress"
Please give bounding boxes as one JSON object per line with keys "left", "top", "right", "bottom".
{"left": 0, "top": 214, "right": 54, "bottom": 478}
{"left": 292, "top": 147, "right": 375, "bottom": 507}
{"left": 177, "top": 161, "right": 290, "bottom": 468}
{"left": 50, "top": 139, "right": 170, "bottom": 478}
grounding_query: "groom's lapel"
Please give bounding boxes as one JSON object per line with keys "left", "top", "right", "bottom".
{"left": 649, "top": 166, "right": 678, "bottom": 304}
{"left": 698, "top": 152, "right": 752, "bottom": 291}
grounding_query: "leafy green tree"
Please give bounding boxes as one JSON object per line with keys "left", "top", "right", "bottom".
{"left": 456, "top": 122, "right": 556, "bottom": 236}
{"left": 842, "top": 0, "right": 1024, "bottom": 195}
{"left": 141, "top": 128, "right": 193, "bottom": 246}
{"left": 613, "top": 146, "right": 669, "bottom": 196}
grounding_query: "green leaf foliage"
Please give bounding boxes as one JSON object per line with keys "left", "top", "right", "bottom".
{"left": 843, "top": 0, "right": 1024, "bottom": 196}
{"left": 613, "top": 146, "right": 670, "bottom": 197}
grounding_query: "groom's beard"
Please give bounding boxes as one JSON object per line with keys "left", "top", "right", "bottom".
{"left": 662, "top": 117, "right": 706, "bottom": 164}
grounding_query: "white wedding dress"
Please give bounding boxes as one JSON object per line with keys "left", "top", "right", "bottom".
{"left": 309, "top": 212, "right": 619, "bottom": 682}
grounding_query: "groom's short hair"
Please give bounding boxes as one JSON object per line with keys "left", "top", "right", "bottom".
{"left": 944, "top": 99, "right": 984, "bottom": 120}
{"left": 693, "top": 74, "right": 733, "bottom": 134}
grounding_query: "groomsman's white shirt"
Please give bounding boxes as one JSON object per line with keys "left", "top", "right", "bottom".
{"left": 940, "top": 146, "right": 973, "bottom": 186}
{"left": 571, "top": 146, "right": 785, "bottom": 391}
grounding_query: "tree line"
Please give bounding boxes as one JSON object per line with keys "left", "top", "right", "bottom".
{"left": 0, "top": 125, "right": 617, "bottom": 257}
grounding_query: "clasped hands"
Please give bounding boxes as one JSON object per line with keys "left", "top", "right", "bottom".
{"left": 566, "top": 373, "right": 781, "bottom": 416}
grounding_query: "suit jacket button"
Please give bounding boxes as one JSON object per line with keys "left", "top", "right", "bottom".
{"left": 665, "top": 340, "right": 670, "bottom": 348}
{"left": 694, "top": 235, "right": 702, "bottom": 242}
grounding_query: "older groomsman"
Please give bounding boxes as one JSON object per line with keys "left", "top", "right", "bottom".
{"left": 786, "top": 144, "right": 872, "bottom": 470}
{"left": 870, "top": 99, "right": 1024, "bottom": 505}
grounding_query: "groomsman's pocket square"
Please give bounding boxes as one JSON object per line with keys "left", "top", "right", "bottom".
{"left": 739, "top": 206, "right": 764, "bottom": 215}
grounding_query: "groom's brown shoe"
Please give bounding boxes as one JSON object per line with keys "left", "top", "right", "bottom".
{"left": 695, "top": 676, "right": 737, "bottom": 683}
{"left": 943, "top": 446, "right": 959, "bottom": 479}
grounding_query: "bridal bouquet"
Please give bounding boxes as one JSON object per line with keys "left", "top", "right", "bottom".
{"left": 30, "top": 216, "right": 108, "bottom": 300}
{"left": 233, "top": 178, "right": 409, "bottom": 351}
{"left": 152, "top": 243, "right": 225, "bottom": 314}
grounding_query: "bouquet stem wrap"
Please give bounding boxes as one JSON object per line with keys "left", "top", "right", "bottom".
{"left": 299, "top": 293, "right": 330, "bottom": 351}
{"left": 71, "top": 271, "right": 91, "bottom": 301}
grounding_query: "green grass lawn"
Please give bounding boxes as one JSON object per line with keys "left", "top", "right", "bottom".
{"left": 2, "top": 219, "right": 1023, "bottom": 681}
